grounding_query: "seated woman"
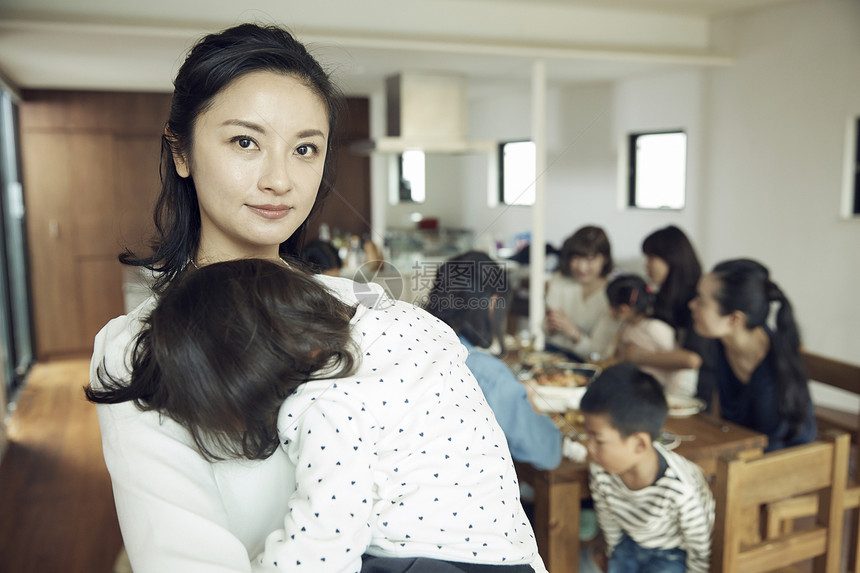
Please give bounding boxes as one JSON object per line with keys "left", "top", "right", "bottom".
{"left": 544, "top": 226, "right": 620, "bottom": 362}
{"left": 606, "top": 274, "right": 696, "bottom": 398}
{"left": 425, "top": 251, "right": 563, "bottom": 470}
{"left": 689, "top": 258, "right": 816, "bottom": 451}
{"left": 619, "top": 225, "right": 715, "bottom": 407}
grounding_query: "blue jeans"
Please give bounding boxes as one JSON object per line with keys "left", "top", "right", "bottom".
{"left": 607, "top": 534, "right": 687, "bottom": 573}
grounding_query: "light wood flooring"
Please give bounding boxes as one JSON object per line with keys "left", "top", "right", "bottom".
{"left": 0, "top": 358, "right": 123, "bottom": 573}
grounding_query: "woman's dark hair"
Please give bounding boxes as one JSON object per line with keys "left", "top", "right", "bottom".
{"left": 300, "top": 239, "right": 342, "bottom": 274}
{"left": 87, "top": 259, "right": 358, "bottom": 461}
{"left": 711, "top": 258, "right": 810, "bottom": 441}
{"left": 424, "top": 251, "right": 510, "bottom": 352}
{"left": 580, "top": 362, "right": 667, "bottom": 440}
{"left": 641, "top": 225, "right": 702, "bottom": 329}
{"left": 121, "top": 23, "right": 345, "bottom": 293}
{"left": 606, "top": 274, "right": 654, "bottom": 317}
{"left": 559, "top": 226, "right": 613, "bottom": 278}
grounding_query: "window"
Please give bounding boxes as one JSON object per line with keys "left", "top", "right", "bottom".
{"left": 499, "top": 140, "right": 536, "bottom": 206}
{"left": 398, "top": 150, "right": 425, "bottom": 203}
{"left": 628, "top": 131, "right": 687, "bottom": 210}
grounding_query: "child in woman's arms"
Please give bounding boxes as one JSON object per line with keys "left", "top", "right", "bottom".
{"left": 108, "top": 259, "right": 545, "bottom": 573}
{"left": 580, "top": 363, "right": 713, "bottom": 573}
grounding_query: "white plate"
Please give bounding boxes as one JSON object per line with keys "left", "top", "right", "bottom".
{"left": 532, "top": 385, "right": 587, "bottom": 413}
{"left": 666, "top": 395, "right": 706, "bottom": 418}
{"left": 658, "top": 433, "right": 681, "bottom": 450}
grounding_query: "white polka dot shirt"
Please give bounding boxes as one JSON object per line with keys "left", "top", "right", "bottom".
{"left": 255, "top": 277, "right": 544, "bottom": 572}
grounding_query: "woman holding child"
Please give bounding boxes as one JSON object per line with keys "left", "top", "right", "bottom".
{"left": 87, "top": 24, "right": 545, "bottom": 573}
{"left": 689, "top": 258, "right": 816, "bottom": 451}
{"left": 617, "top": 226, "right": 715, "bottom": 406}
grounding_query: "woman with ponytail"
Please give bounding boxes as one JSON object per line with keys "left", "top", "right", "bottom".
{"left": 689, "top": 259, "right": 815, "bottom": 451}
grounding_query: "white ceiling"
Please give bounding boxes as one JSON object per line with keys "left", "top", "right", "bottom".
{"left": 0, "top": 0, "right": 806, "bottom": 95}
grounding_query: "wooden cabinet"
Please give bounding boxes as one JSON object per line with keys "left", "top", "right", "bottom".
{"left": 308, "top": 98, "right": 372, "bottom": 240}
{"left": 19, "top": 91, "right": 170, "bottom": 359}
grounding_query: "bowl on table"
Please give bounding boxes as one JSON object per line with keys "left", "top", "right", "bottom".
{"left": 531, "top": 385, "right": 587, "bottom": 413}
{"left": 666, "top": 395, "right": 706, "bottom": 418}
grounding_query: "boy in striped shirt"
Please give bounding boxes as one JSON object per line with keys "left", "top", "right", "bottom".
{"left": 580, "top": 363, "right": 714, "bottom": 573}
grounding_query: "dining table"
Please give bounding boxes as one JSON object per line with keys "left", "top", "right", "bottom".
{"left": 515, "top": 412, "right": 768, "bottom": 573}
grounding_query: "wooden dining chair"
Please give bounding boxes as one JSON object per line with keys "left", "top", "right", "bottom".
{"left": 803, "top": 351, "right": 860, "bottom": 481}
{"left": 711, "top": 431, "right": 849, "bottom": 573}
{"left": 765, "top": 351, "right": 860, "bottom": 572}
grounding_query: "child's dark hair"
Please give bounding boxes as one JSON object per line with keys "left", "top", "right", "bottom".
{"left": 580, "top": 362, "right": 668, "bottom": 440}
{"left": 606, "top": 274, "right": 653, "bottom": 317}
{"left": 87, "top": 259, "right": 358, "bottom": 461}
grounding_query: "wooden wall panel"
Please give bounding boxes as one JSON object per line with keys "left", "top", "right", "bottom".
{"left": 77, "top": 257, "right": 124, "bottom": 351}
{"left": 113, "top": 135, "right": 162, "bottom": 252}
{"left": 109, "top": 92, "right": 171, "bottom": 134}
{"left": 309, "top": 97, "right": 372, "bottom": 240}
{"left": 69, "top": 134, "right": 119, "bottom": 257}
{"left": 21, "top": 133, "right": 80, "bottom": 356}
{"left": 20, "top": 90, "right": 170, "bottom": 359}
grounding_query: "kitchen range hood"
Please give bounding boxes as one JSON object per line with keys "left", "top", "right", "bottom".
{"left": 350, "top": 71, "right": 496, "bottom": 154}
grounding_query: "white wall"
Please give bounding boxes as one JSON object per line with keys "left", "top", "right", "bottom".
{"left": 607, "top": 69, "right": 706, "bottom": 272}
{"left": 702, "top": 0, "right": 860, "bottom": 363}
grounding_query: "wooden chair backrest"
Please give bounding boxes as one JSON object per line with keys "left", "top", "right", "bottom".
{"left": 802, "top": 351, "right": 860, "bottom": 396}
{"left": 711, "top": 432, "right": 849, "bottom": 573}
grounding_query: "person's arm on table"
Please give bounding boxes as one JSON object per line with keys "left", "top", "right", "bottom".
{"left": 619, "top": 346, "right": 702, "bottom": 371}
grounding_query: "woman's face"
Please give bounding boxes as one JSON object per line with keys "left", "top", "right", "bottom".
{"left": 175, "top": 71, "right": 329, "bottom": 262}
{"left": 644, "top": 255, "right": 670, "bottom": 286}
{"left": 569, "top": 253, "right": 606, "bottom": 286}
{"left": 689, "top": 273, "right": 733, "bottom": 338}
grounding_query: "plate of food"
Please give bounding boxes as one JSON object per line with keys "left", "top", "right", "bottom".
{"left": 554, "top": 362, "right": 602, "bottom": 384}
{"left": 533, "top": 367, "right": 590, "bottom": 388}
{"left": 666, "top": 395, "right": 706, "bottom": 418}
{"left": 520, "top": 350, "right": 563, "bottom": 368}
{"left": 531, "top": 362, "right": 599, "bottom": 386}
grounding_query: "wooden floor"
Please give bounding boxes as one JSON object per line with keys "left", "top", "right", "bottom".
{"left": 0, "top": 358, "right": 123, "bottom": 573}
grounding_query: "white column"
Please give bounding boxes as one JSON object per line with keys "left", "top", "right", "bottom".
{"left": 529, "top": 59, "right": 547, "bottom": 351}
